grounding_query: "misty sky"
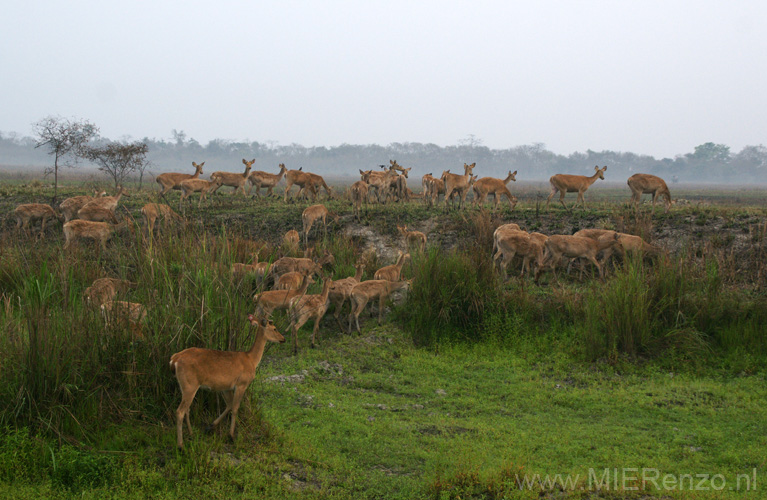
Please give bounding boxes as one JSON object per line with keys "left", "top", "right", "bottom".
{"left": 2, "top": 1, "right": 766, "bottom": 158}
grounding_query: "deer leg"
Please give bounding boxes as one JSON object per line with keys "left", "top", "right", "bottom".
{"left": 228, "top": 385, "right": 246, "bottom": 441}
{"left": 211, "top": 390, "right": 234, "bottom": 429}
{"left": 546, "top": 188, "right": 556, "bottom": 209}
{"left": 176, "top": 386, "right": 199, "bottom": 448}
{"left": 311, "top": 316, "right": 320, "bottom": 348}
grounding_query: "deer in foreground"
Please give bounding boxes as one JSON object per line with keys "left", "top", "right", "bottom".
{"left": 84, "top": 277, "right": 136, "bottom": 306}
{"left": 169, "top": 315, "right": 285, "bottom": 449}
{"left": 248, "top": 163, "right": 287, "bottom": 197}
{"left": 348, "top": 279, "right": 411, "bottom": 333}
{"left": 287, "top": 278, "right": 333, "bottom": 353}
{"left": 63, "top": 220, "right": 128, "bottom": 251}
{"left": 350, "top": 180, "right": 369, "bottom": 220}
{"left": 397, "top": 225, "right": 426, "bottom": 253}
{"left": 141, "top": 203, "right": 184, "bottom": 236}
{"left": 14, "top": 203, "right": 61, "bottom": 236}
{"left": 302, "top": 204, "right": 337, "bottom": 246}
{"left": 546, "top": 165, "right": 607, "bottom": 211}
{"left": 491, "top": 223, "right": 523, "bottom": 265}
{"left": 179, "top": 178, "right": 221, "bottom": 209}
{"left": 537, "top": 233, "right": 621, "bottom": 281}
{"left": 276, "top": 267, "right": 319, "bottom": 291}
{"left": 627, "top": 173, "right": 673, "bottom": 212}
{"left": 209, "top": 159, "right": 253, "bottom": 196}
{"left": 374, "top": 252, "right": 410, "bottom": 281}
{"left": 328, "top": 262, "right": 365, "bottom": 332}
{"left": 81, "top": 186, "right": 130, "bottom": 213}
{"left": 496, "top": 232, "right": 546, "bottom": 280}
{"left": 156, "top": 161, "right": 204, "bottom": 200}
{"left": 253, "top": 273, "right": 314, "bottom": 317}
{"left": 472, "top": 171, "right": 518, "bottom": 211}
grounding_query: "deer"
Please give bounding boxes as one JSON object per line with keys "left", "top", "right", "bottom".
{"left": 396, "top": 224, "right": 427, "bottom": 253}
{"left": 442, "top": 163, "right": 476, "bottom": 210}
{"left": 248, "top": 163, "right": 287, "bottom": 197}
{"left": 537, "top": 233, "right": 622, "bottom": 281}
{"left": 302, "top": 204, "right": 337, "bottom": 246}
{"left": 627, "top": 173, "right": 673, "bottom": 212}
{"left": 231, "top": 253, "right": 271, "bottom": 283}
{"left": 429, "top": 172, "right": 448, "bottom": 207}
{"left": 77, "top": 206, "right": 118, "bottom": 224}
{"left": 360, "top": 167, "right": 398, "bottom": 203}
{"left": 386, "top": 161, "right": 411, "bottom": 203}
{"left": 282, "top": 229, "right": 301, "bottom": 254}
{"left": 276, "top": 266, "right": 319, "bottom": 290}
{"left": 63, "top": 219, "right": 129, "bottom": 251}
{"left": 598, "top": 232, "right": 665, "bottom": 264}
{"left": 496, "top": 232, "right": 546, "bottom": 280}
{"left": 209, "top": 159, "right": 253, "bottom": 196}
{"left": 79, "top": 186, "right": 129, "bottom": 214}
{"left": 472, "top": 171, "right": 518, "bottom": 211}
{"left": 374, "top": 252, "right": 410, "bottom": 281}
{"left": 348, "top": 279, "right": 411, "bottom": 334}
{"left": 100, "top": 300, "right": 148, "bottom": 338}
{"left": 287, "top": 278, "right": 333, "bottom": 353}
{"left": 179, "top": 178, "right": 222, "bottom": 209}
{"left": 350, "top": 180, "right": 369, "bottom": 220}
{"left": 156, "top": 161, "right": 204, "bottom": 200}
{"left": 59, "top": 190, "right": 108, "bottom": 222}
{"left": 421, "top": 173, "right": 436, "bottom": 205}
{"left": 491, "top": 223, "right": 524, "bottom": 266}
{"left": 546, "top": 165, "right": 607, "bottom": 211}
{"left": 253, "top": 273, "right": 314, "bottom": 317}
{"left": 284, "top": 167, "right": 326, "bottom": 201}
{"left": 305, "top": 172, "right": 333, "bottom": 200}
{"left": 84, "top": 277, "right": 136, "bottom": 306}
{"left": 269, "top": 250, "right": 335, "bottom": 280}
{"left": 14, "top": 203, "right": 61, "bottom": 236}
{"left": 169, "top": 315, "right": 285, "bottom": 449}
{"left": 328, "top": 261, "right": 366, "bottom": 332}
{"left": 141, "top": 203, "right": 184, "bottom": 236}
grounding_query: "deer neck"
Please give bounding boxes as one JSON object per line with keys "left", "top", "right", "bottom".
{"left": 353, "top": 266, "right": 364, "bottom": 281}
{"left": 246, "top": 326, "right": 269, "bottom": 366}
{"left": 192, "top": 168, "right": 201, "bottom": 179}
{"left": 503, "top": 173, "right": 515, "bottom": 184}
{"left": 586, "top": 171, "right": 602, "bottom": 186}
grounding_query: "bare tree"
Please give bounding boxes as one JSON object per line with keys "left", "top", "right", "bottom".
{"left": 33, "top": 116, "right": 99, "bottom": 202}
{"left": 84, "top": 141, "right": 149, "bottom": 190}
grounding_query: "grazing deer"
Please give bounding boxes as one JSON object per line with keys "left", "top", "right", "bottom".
{"left": 472, "top": 171, "right": 518, "bottom": 211}
{"left": 169, "top": 315, "right": 285, "bottom": 449}
{"left": 302, "top": 204, "right": 337, "bottom": 246}
{"left": 141, "top": 203, "right": 184, "bottom": 236}
{"left": 63, "top": 220, "right": 128, "bottom": 251}
{"left": 269, "top": 250, "right": 335, "bottom": 279}
{"left": 179, "top": 178, "right": 222, "bottom": 208}
{"left": 491, "top": 223, "right": 524, "bottom": 265}
{"left": 77, "top": 206, "right": 118, "bottom": 224}
{"left": 287, "top": 278, "right": 333, "bottom": 353}
{"left": 100, "top": 300, "right": 148, "bottom": 338}
{"left": 276, "top": 267, "right": 319, "bottom": 290}
{"left": 350, "top": 180, "right": 369, "bottom": 220}
{"left": 283, "top": 229, "right": 300, "bottom": 254}
{"left": 397, "top": 225, "right": 427, "bottom": 253}
{"left": 328, "top": 262, "right": 365, "bottom": 332}
{"left": 600, "top": 232, "right": 665, "bottom": 263}
{"left": 231, "top": 253, "right": 271, "bottom": 283}
{"left": 209, "top": 159, "right": 253, "bottom": 196}
{"left": 546, "top": 165, "right": 607, "bottom": 211}
{"left": 248, "top": 163, "right": 287, "bottom": 197}
{"left": 84, "top": 277, "right": 136, "bottom": 306}
{"left": 306, "top": 172, "right": 333, "bottom": 200}
{"left": 156, "top": 161, "right": 204, "bottom": 200}
{"left": 253, "top": 273, "right": 314, "bottom": 317}
{"left": 627, "top": 173, "right": 672, "bottom": 212}
{"left": 81, "top": 186, "right": 130, "bottom": 213}
{"left": 442, "top": 163, "right": 476, "bottom": 210}
{"left": 348, "top": 279, "right": 411, "bottom": 333}
{"left": 374, "top": 252, "right": 410, "bottom": 281}
{"left": 496, "top": 232, "right": 546, "bottom": 280}
{"left": 537, "top": 233, "right": 621, "bottom": 281}
{"left": 14, "top": 203, "right": 61, "bottom": 236}
{"left": 59, "top": 191, "right": 107, "bottom": 222}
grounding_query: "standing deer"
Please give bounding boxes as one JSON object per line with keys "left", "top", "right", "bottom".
{"left": 360, "top": 167, "right": 398, "bottom": 203}
{"left": 80, "top": 186, "right": 129, "bottom": 213}
{"left": 496, "top": 232, "right": 546, "bottom": 280}
{"left": 59, "top": 190, "right": 108, "bottom": 222}
{"left": 282, "top": 229, "right": 301, "bottom": 254}
{"left": 209, "top": 159, "right": 253, "bottom": 196}
{"left": 156, "top": 161, "right": 204, "bottom": 200}
{"left": 537, "top": 233, "right": 621, "bottom": 281}
{"left": 77, "top": 206, "right": 118, "bottom": 224}
{"left": 397, "top": 225, "right": 427, "bottom": 252}
{"left": 472, "top": 171, "right": 518, "bottom": 211}
{"left": 253, "top": 273, "right": 314, "bottom": 317}
{"left": 14, "top": 204, "right": 61, "bottom": 236}
{"left": 84, "top": 277, "right": 136, "bottom": 306}
{"left": 179, "top": 178, "right": 221, "bottom": 209}
{"left": 348, "top": 279, "right": 411, "bottom": 333}
{"left": 350, "top": 180, "right": 369, "bottom": 220}
{"left": 374, "top": 252, "right": 410, "bottom": 281}
{"left": 284, "top": 167, "right": 316, "bottom": 201}
{"left": 442, "top": 163, "right": 476, "bottom": 210}
{"left": 328, "top": 262, "right": 365, "bottom": 332}
{"left": 169, "top": 315, "right": 285, "bottom": 448}
{"left": 62, "top": 220, "right": 128, "bottom": 251}
{"left": 141, "top": 203, "right": 184, "bottom": 236}
{"left": 546, "top": 165, "right": 607, "bottom": 211}
{"left": 287, "top": 278, "right": 333, "bottom": 353}
{"left": 302, "top": 204, "right": 337, "bottom": 246}
{"left": 248, "top": 163, "right": 287, "bottom": 197}
{"left": 627, "top": 173, "right": 672, "bottom": 212}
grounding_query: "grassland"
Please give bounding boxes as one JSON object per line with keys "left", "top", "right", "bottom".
{"left": 0, "top": 179, "right": 766, "bottom": 498}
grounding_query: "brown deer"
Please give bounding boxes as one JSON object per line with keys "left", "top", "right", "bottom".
{"left": 374, "top": 252, "right": 410, "bottom": 281}
{"left": 537, "top": 233, "right": 621, "bottom": 281}
{"left": 397, "top": 225, "right": 427, "bottom": 253}
{"left": 442, "top": 163, "right": 476, "bottom": 210}
{"left": 491, "top": 223, "right": 524, "bottom": 266}
{"left": 231, "top": 253, "right": 271, "bottom": 283}
{"left": 169, "top": 315, "right": 285, "bottom": 448}
{"left": 348, "top": 279, "right": 411, "bottom": 333}
{"left": 269, "top": 251, "right": 335, "bottom": 279}
{"left": 81, "top": 186, "right": 130, "bottom": 213}
{"left": 428, "top": 173, "right": 448, "bottom": 207}
{"left": 282, "top": 229, "right": 301, "bottom": 254}
{"left": 59, "top": 190, "right": 107, "bottom": 222}
{"left": 328, "top": 262, "right": 365, "bottom": 332}
{"left": 287, "top": 278, "right": 333, "bottom": 353}
{"left": 253, "top": 273, "right": 314, "bottom": 317}
{"left": 62, "top": 220, "right": 128, "bottom": 251}
{"left": 77, "top": 206, "right": 118, "bottom": 224}
{"left": 156, "top": 161, "right": 204, "bottom": 200}
{"left": 84, "top": 277, "right": 136, "bottom": 306}
{"left": 496, "top": 232, "right": 546, "bottom": 280}
{"left": 627, "top": 173, "right": 672, "bottom": 212}
{"left": 100, "top": 300, "right": 148, "bottom": 338}
{"left": 276, "top": 266, "right": 319, "bottom": 291}
{"left": 305, "top": 172, "right": 333, "bottom": 200}
{"left": 360, "top": 167, "right": 398, "bottom": 203}
{"left": 248, "top": 163, "right": 287, "bottom": 197}
{"left": 546, "top": 165, "right": 607, "bottom": 210}
{"left": 599, "top": 232, "right": 665, "bottom": 263}
{"left": 350, "top": 180, "right": 369, "bottom": 220}
{"left": 284, "top": 167, "right": 326, "bottom": 201}
{"left": 209, "top": 159, "right": 253, "bottom": 196}
{"left": 141, "top": 203, "right": 184, "bottom": 236}
{"left": 179, "top": 178, "right": 222, "bottom": 208}
{"left": 14, "top": 204, "right": 61, "bottom": 236}
{"left": 421, "top": 173, "right": 436, "bottom": 205}
{"left": 472, "top": 171, "right": 518, "bottom": 211}
{"left": 302, "top": 204, "right": 336, "bottom": 246}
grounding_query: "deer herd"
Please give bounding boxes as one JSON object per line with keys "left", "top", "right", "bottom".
{"left": 10, "top": 158, "right": 677, "bottom": 448}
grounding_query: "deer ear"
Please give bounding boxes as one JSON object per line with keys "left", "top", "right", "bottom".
{"left": 243, "top": 159, "right": 247, "bottom": 165}
{"left": 261, "top": 318, "right": 268, "bottom": 327}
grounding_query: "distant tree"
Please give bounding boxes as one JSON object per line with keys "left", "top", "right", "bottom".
{"left": 33, "top": 116, "right": 99, "bottom": 201}
{"left": 84, "top": 141, "right": 149, "bottom": 190}
{"left": 688, "top": 142, "right": 731, "bottom": 163}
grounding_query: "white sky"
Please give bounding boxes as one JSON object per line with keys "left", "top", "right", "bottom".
{"left": 2, "top": 0, "right": 765, "bottom": 158}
